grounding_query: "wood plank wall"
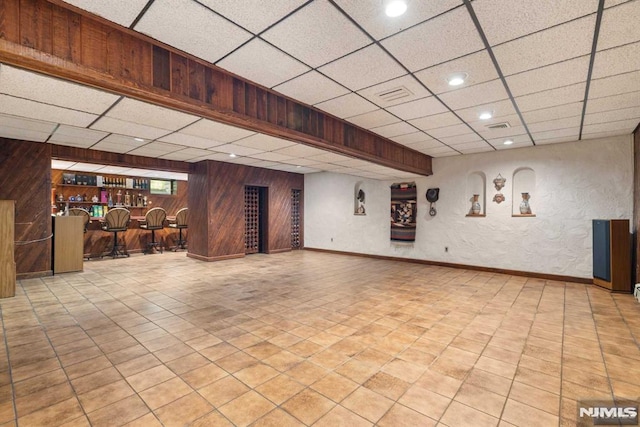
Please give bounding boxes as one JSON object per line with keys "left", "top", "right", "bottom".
{"left": 634, "top": 124, "right": 640, "bottom": 283}
{"left": 0, "top": 138, "right": 52, "bottom": 278}
{"left": 0, "top": 0, "right": 432, "bottom": 176}
{"left": 188, "top": 161, "right": 304, "bottom": 261}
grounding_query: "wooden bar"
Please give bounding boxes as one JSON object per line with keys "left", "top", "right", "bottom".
{"left": 53, "top": 215, "right": 83, "bottom": 273}
{"left": 0, "top": 200, "right": 16, "bottom": 298}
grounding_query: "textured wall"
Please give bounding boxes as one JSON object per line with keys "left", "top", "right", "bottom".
{"left": 304, "top": 136, "right": 634, "bottom": 279}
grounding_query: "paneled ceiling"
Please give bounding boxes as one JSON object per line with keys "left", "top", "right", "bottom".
{"left": 1, "top": 0, "right": 639, "bottom": 180}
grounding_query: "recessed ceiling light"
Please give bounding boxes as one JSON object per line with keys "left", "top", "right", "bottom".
{"left": 479, "top": 112, "right": 493, "bottom": 120}
{"left": 385, "top": 0, "right": 407, "bottom": 17}
{"left": 229, "top": 153, "right": 237, "bottom": 158}
{"left": 134, "top": 137, "right": 144, "bottom": 142}
{"left": 503, "top": 140, "right": 514, "bottom": 145}
{"left": 447, "top": 73, "right": 468, "bottom": 86}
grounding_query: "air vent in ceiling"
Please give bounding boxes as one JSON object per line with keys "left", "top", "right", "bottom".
{"left": 486, "top": 122, "right": 510, "bottom": 130}
{"left": 375, "top": 86, "right": 413, "bottom": 102}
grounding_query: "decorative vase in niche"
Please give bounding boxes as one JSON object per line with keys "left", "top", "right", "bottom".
{"left": 519, "top": 192, "right": 532, "bottom": 214}
{"left": 471, "top": 194, "right": 481, "bottom": 215}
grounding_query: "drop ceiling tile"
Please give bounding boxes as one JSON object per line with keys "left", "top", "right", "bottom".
{"left": 94, "top": 166, "right": 134, "bottom": 175}
{"left": 428, "top": 123, "right": 471, "bottom": 139}
{"left": 477, "top": 125, "right": 527, "bottom": 140}
{"left": 528, "top": 116, "right": 582, "bottom": 133}
{"left": 92, "top": 134, "right": 147, "bottom": 151}
{"left": 495, "top": 141, "right": 533, "bottom": 150}
{"left": 62, "top": 0, "right": 148, "bottom": 27}
{"left": 0, "top": 113, "right": 57, "bottom": 134}
{"left": 0, "top": 127, "right": 51, "bottom": 142}
{"left": 90, "top": 116, "right": 171, "bottom": 140}
{"left": 48, "top": 125, "right": 109, "bottom": 148}
{"left": 262, "top": 0, "right": 370, "bottom": 68}
{"left": 589, "top": 70, "right": 640, "bottom": 100}
{"left": 404, "top": 139, "right": 444, "bottom": 151}
{"left": 591, "top": 42, "right": 640, "bottom": 79}
{"left": 583, "top": 105, "right": 640, "bottom": 126}
{"left": 488, "top": 133, "right": 532, "bottom": 148}
{"left": 331, "top": 158, "right": 372, "bottom": 168}
{"left": 160, "top": 148, "right": 212, "bottom": 161}
{"left": 134, "top": 0, "right": 252, "bottom": 63}
{"left": 468, "top": 114, "right": 522, "bottom": 133}
{"left": 234, "top": 134, "right": 296, "bottom": 151}
{"left": 455, "top": 99, "right": 517, "bottom": 123}
{"left": 65, "top": 162, "right": 106, "bottom": 172}
{"left": 582, "top": 130, "right": 629, "bottom": 140}
{"left": 127, "top": 142, "right": 182, "bottom": 157}
{"left": 249, "top": 160, "right": 280, "bottom": 168}
{"left": 250, "top": 152, "right": 296, "bottom": 162}
{"left": 199, "top": 0, "right": 306, "bottom": 33}
{"left": 51, "top": 160, "right": 77, "bottom": 170}
{"left": 521, "top": 102, "right": 583, "bottom": 124}
{"left": 492, "top": 15, "right": 596, "bottom": 76}
{"left": 159, "top": 132, "right": 226, "bottom": 149}
{"left": 180, "top": 119, "right": 256, "bottom": 142}
{"left": 452, "top": 140, "right": 491, "bottom": 149}
{"left": 472, "top": 0, "right": 598, "bottom": 46}
{"left": 515, "top": 83, "right": 586, "bottom": 112}
{"left": 606, "top": 0, "right": 634, "bottom": 7}
{"left": 0, "top": 94, "right": 97, "bottom": 127}
{"left": 383, "top": 7, "right": 485, "bottom": 72}
{"left": 346, "top": 109, "right": 401, "bottom": 129}
{"left": 357, "top": 75, "right": 431, "bottom": 108}
{"left": 506, "top": 56, "right": 590, "bottom": 97}
{"left": 217, "top": 38, "right": 310, "bottom": 88}
{"left": 386, "top": 96, "right": 449, "bottom": 121}
{"left": 409, "top": 112, "right": 463, "bottom": 131}
{"left": 597, "top": 1, "right": 640, "bottom": 51}
{"left": 273, "top": 71, "right": 349, "bottom": 105}
{"left": 270, "top": 144, "right": 328, "bottom": 158}
{"left": 535, "top": 135, "right": 580, "bottom": 145}
{"left": 333, "top": 0, "right": 461, "bottom": 40}
{"left": 214, "top": 143, "right": 265, "bottom": 156}
{"left": 423, "top": 146, "right": 459, "bottom": 157}
{"left": 318, "top": 44, "right": 405, "bottom": 91}
{"left": 586, "top": 91, "right": 640, "bottom": 113}
{"left": 582, "top": 118, "right": 639, "bottom": 135}
{"left": 414, "top": 50, "right": 498, "bottom": 95}
{"left": 391, "top": 132, "right": 435, "bottom": 146}
{"left": 223, "top": 156, "right": 264, "bottom": 166}
{"left": 314, "top": 93, "right": 378, "bottom": 118}
{"left": 531, "top": 127, "right": 580, "bottom": 142}
{"left": 440, "top": 134, "right": 484, "bottom": 146}
{"left": 306, "top": 152, "right": 353, "bottom": 163}
{"left": 106, "top": 98, "right": 199, "bottom": 131}
{"left": 459, "top": 146, "right": 495, "bottom": 154}
{"left": 438, "top": 79, "right": 508, "bottom": 110}
{"left": 0, "top": 65, "right": 120, "bottom": 114}
{"left": 279, "top": 157, "right": 324, "bottom": 166}
{"left": 370, "top": 121, "right": 416, "bottom": 138}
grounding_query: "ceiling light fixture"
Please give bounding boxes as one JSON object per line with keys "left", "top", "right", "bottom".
{"left": 229, "top": 153, "right": 237, "bottom": 158}
{"left": 385, "top": 0, "right": 407, "bottom": 17}
{"left": 503, "top": 140, "right": 514, "bottom": 145}
{"left": 134, "top": 137, "right": 144, "bottom": 142}
{"left": 479, "top": 112, "right": 493, "bottom": 120}
{"left": 446, "top": 73, "right": 468, "bottom": 86}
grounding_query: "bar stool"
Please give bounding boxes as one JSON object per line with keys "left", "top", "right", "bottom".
{"left": 100, "top": 208, "right": 130, "bottom": 258}
{"left": 139, "top": 207, "right": 166, "bottom": 254}
{"left": 169, "top": 208, "right": 188, "bottom": 251}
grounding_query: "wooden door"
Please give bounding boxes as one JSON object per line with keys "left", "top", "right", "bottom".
{"left": 245, "top": 186, "right": 259, "bottom": 254}
{"left": 291, "top": 189, "right": 301, "bottom": 249}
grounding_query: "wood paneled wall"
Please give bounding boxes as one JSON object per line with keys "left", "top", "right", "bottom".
{"left": 633, "top": 123, "right": 640, "bottom": 283}
{"left": 0, "top": 138, "right": 52, "bottom": 278}
{"left": 0, "top": 0, "right": 432, "bottom": 176}
{"left": 188, "top": 161, "right": 304, "bottom": 261}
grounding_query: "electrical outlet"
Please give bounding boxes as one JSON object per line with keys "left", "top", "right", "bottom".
{"left": 445, "top": 246, "right": 448, "bottom": 252}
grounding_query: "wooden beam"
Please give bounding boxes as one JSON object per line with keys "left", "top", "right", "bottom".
{"left": 0, "top": 0, "right": 433, "bottom": 176}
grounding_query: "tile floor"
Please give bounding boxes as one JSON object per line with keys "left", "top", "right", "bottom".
{"left": 1, "top": 251, "right": 639, "bottom": 426}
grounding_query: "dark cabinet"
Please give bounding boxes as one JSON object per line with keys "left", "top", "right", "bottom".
{"left": 592, "top": 219, "right": 631, "bottom": 292}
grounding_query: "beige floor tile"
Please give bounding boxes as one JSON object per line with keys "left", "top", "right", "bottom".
{"left": 281, "top": 388, "right": 335, "bottom": 425}
{"left": 314, "top": 405, "right": 372, "bottom": 427}
{"left": 219, "top": 391, "right": 275, "bottom": 427}
{"left": 377, "top": 403, "right": 437, "bottom": 426}
{"left": 198, "top": 375, "right": 250, "bottom": 407}
{"left": 440, "top": 401, "right": 499, "bottom": 427}
{"left": 398, "top": 384, "right": 451, "bottom": 420}
{"left": 252, "top": 408, "right": 304, "bottom": 427}
{"left": 17, "top": 398, "right": 83, "bottom": 427}
{"left": 454, "top": 383, "right": 506, "bottom": 418}
{"left": 181, "top": 363, "right": 228, "bottom": 389}
{"left": 509, "top": 381, "right": 560, "bottom": 415}
{"left": 139, "top": 377, "right": 193, "bottom": 409}
{"left": 255, "top": 374, "right": 305, "bottom": 405}
{"left": 341, "top": 386, "right": 394, "bottom": 423}
{"left": 286, "top": 361, "right": 329, "bottom": 385}
{"left": 154, "top": 392, "right": 213, "bottom": 426}
{"left": 234, "top": 363, "right": 280, "bottom": 388}
{"left": 86, "top": 395, "right": 149, "bottom": 427}
{"left": 126, "top": 364, "right": 175, "bottom": 392}
{"left": 78, "top": 379, "right": 135, "bottom": 413}
{"left": 189, "top": 410, "right": 234, "bottom": 427}
{"left": 501, "top": 399, "right": 559, "bottom": 427}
